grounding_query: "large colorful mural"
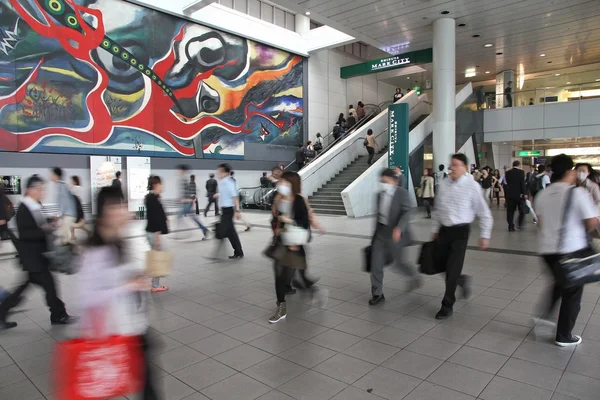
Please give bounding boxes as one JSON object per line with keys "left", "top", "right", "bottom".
{"left": 0, "top": 0, "right": 304, "bottom": 159}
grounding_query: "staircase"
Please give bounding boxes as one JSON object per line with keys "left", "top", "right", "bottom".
{"left": 308, "top": 114, "right": 430, "bottom": 216}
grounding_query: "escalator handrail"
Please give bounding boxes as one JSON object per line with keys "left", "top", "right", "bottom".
{"left": 301, "top": 128, "right": 389, "bottom": 184}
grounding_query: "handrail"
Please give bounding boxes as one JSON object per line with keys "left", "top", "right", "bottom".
{"left": 493, "top": 80, "right": 600, "bottom": 97}
{"left": 301, "top": 128, "right": 389, "bottom": 183}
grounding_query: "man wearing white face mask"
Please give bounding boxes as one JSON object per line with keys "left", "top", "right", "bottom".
{"left": 369, "top": 169, "right": 421, "bottom": 305}
{"left": 576, "top": 163, "right": 600, "bottom": 204}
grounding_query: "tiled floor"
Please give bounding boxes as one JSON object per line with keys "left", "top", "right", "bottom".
{"left": 1, "top": 208, "right": 600, "bottom": 399}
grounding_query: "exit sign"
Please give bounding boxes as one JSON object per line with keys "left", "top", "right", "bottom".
{"left": 517, "top": 150, "right": 542, "bottom": 157}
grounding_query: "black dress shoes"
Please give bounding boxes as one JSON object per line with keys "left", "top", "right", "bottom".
{"left": 435, "top": 307, "right": 453, "bottom": 320}
{"left": 51, "top": 315, "right": 78, "bottom": 325}
{"left": 0, "top": 320, "right": 17, "bottom": 330}
{"left": 229, "top": 254, "right": 244, "bottom": 259}
{"left": 369, "top": 294, "right": 386, "bottom": 305}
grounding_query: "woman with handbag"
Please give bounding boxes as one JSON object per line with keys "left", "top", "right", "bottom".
{"left": 75, "top": 186, "right": 158, "bottom": 399}
{"left": 534, "top": 154, "right": 599, "bottom": 347}
{"left": 418, "top": 168, "right": 435, "bottom": 218}
{"left": 268, "top": 171, "right": 327, "bottom": 323}
{"left": 145, "top": 176, "right": 169, "bottom": 293}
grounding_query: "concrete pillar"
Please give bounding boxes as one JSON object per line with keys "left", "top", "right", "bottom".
{"left": 295, "top": 14, "right": 310, "bottom": 35}
{"left": 495, "top": 70, "right": 515, "bottom": 108}
{"left": 432, "top": 18, "right": 456, "bottom": 170}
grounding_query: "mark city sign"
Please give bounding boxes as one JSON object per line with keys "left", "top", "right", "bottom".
{"left": 340, "top": 48, "right": 433, "bottom": 79}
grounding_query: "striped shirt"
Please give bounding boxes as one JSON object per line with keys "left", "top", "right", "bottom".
{"left": 432, "top": 173, "right": 493, "bottom": 239}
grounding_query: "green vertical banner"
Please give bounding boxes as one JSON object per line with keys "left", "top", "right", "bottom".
{"left": 388, "top": 102, "right": 410, "bottom": 189}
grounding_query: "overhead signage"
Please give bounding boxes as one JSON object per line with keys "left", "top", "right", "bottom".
{"left": 517, "top": 150, "right": 542, "bottom": 157}
{"left": 388, "top": 103, "right": 409, "bottom": 189}
{"left": 2, "top": 176, "right": 21, "bottom": 195}
{"left": 340, "top": 48, "right": 433, "bottom": 79}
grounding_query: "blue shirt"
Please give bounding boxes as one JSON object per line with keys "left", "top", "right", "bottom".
{"left": 218, "top": 177, "right": 238, "bottom": 208}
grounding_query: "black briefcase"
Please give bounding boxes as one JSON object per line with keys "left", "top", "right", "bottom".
{"left": 363, "top": 246, "right": 372, "bottom": 272}
{"left": 418, "top": 241, "right": 444, "bottom": 275}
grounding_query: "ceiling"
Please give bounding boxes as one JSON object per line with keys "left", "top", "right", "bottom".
{"left": 282, "top": 0, "right": 600, "bottom": 85}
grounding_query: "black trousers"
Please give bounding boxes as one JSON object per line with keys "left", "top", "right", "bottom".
{"left": 438, "top": 224, "right": 470, "bottom": 310}
{"left": 220, "top": 207, "right": 243, "bottom": 256}
{"left": 0, "top": 269, "right": 66, "bottom": 321}
{"left": 423, "top": 198, "right": 432, "bottom": 216}
{"left": 506, "top": 198, "right": 524, "bottom": 229}
{"left": 205, "top": 196, "right": 219, "bottom": 217}
{"left": 367, "top": 146, "right": 375, "bottom": 164}
{"left": 141, "top": 334, "right": 158, "bottom": 400}
{"left": 542, "top": 253, "right": 584, "bottom": 342}
{"left": 296, "top": 162, "right": 304, "bottom": 171}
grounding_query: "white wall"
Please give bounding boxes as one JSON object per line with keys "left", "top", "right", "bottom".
{"left": 484, "top": 98, "right": 600, "bottom": 142}
{"left": 491, "top": 143, "right": 515, "bottom": 170}
{"left": 0, "top": 166, "right": 264, "bottom": 208}
{"left": 308, "top": 48, "right": 397, "bottom": 142}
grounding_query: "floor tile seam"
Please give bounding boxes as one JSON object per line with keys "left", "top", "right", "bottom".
{"left": 551, "top": 345, "right": 581, "bottom": 399}
{"left": 310, "top": 352, "right": 379, "bottom": 385}
{"left": 421, "top": 359, "right": 496, "bottom": 398}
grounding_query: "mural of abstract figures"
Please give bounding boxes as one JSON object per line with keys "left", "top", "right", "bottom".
{"left": 0, "top": 0, "right": 304, "bottom": 159}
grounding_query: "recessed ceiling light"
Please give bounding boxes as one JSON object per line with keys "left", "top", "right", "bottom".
{"left": 441, "top": 10, "right": 450, "bottom": 14}
{"left": 472, "top": 34, "right": 480, "bottom": 38}
{"left": 484, "top": 43, "right": 493, "bottom": 47}
{"left": 407, "top": 76, "right": 410, "bottom": 79}
{"left": 567, "top": 81, "right": 571, "bottom": 84}
{"left": 596, "top": 79, "right": 600, "bottom": 82}
{"left": 305, "top": 11, "right": 310, "bottom": 15}
{"left": 540, "top": 53, "right": 546, "bottom": 57}
{"left": 496, "top": 52, "right": 503, "bottom": 55}
{"left": 555, "top": 73, "right": 560, "bottom": 76}
{"left": 485, "top": 71, "right": 490, "bottom": 74}
{"left": 458, "top": 23, "right": 466, "bottom": 27}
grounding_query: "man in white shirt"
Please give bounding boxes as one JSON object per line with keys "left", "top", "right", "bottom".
{"left": 534, "top": 154, "right": 599, "bottom": 347}
{"left": 431, "top": 153, "right": 493, "bottom": 319}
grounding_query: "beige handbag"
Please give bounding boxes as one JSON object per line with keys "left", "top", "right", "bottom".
{"left": 145, "top": 250, "right": 173, "bottom": 278}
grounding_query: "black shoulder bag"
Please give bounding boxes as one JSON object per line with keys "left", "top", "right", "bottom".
{"left": 556, "top": 188, "right": 600, "bottom": 288}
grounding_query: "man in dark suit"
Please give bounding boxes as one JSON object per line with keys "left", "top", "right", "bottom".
{"left": 0, "top": 176, "right": 73, "bottom": 329}
{"left": 295, "top": 144, "right": 306, "bottom": 171}
{"left": 369, "top": 169, "right": 422, "bottom": 305}
{"left": 112, "top": 171, "right": 124, "bottom": 200}
{"left": 205, "top": 173, "right": 219, "bottom": 217}
{"left": 505, "top": 160, "right": 527, "bottom": 231}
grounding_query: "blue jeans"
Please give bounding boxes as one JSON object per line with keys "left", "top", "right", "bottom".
{"left": 179, "top": 203, "right": 207, "bottom": 233}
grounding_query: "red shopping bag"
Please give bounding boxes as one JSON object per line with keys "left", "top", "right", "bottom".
{"left": 54, "top": 335, "right": 144, "bottom": 400}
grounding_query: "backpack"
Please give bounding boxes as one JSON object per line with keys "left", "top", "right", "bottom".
{"left": 313, "top": 140, "right": 323, "bottom": 152}
{"left": 304, "top": 148, "right": 316, "bottom": 158}
{"left": 3, "top": 196, "right": 14, "bottom": 222}
{"left": 531, "top": 175, "right": 545, "bottom": 197}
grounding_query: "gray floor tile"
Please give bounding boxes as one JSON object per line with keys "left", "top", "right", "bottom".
{"left": 481, "top": 321, "right": 532, "bottom": 341}
{"left": 497, "top": 358, "right": 563, "bottom": 390}
{"left": 574, "top": 337, "right": 600, "bottom": 359}
{"left": 313, "top": 353, "right": 376, "bottom": 384}
{"left": 479, "top": 376, "right": 553, "bottom": 400}
{"left": 182, "top": 393, "right": 211, "bottom": 400}
{"left": 427, "top": 362, "right": 493, "bottom": 397}
{"left": 4, "top": 338, "right": 56, "bottom": 363}
{"left": 448, "top": 346, "right": 509, "bottom": 375}
{"left": 328, "top": 302, "right": 370, "bottom": 317}
{"left": 425, "top": 324, "right": 477, "bottom": 345}
{"left": 0, "top": 351, "right": 14, "bottom": 368}
{"left": 367, "top": 326, "right": 420, "bottom": 348}
{"left": 229, "top": 305, "right": 273, "bottom": 321}
{"left": 249, "top": 332, "right": 303, "bottom": 355}
{"left": 274, "top": 319, "right": 329, "bottom": 340}
{"left": 390, "top": 315, "right": 439, "bottom": 334}
{"left": 256, "top": 390, "right": 296, "bottom": 400}
{"left": 382, "top": 349, "right": 444, "bottom": 379}
{"left": 342, "top": 339, "right": 399, "bottom": 364}
{"left": 279, "top": 342, "right": 336, "bottom": 368}
{"left": 334, "top": 318, "right": 384, "bottom": 338}
{"left": 441, "top": 313, "right": 490, "bottom": 331}
{"left": 493, "top": 310, "right": 539, "bottom": 328}
{"left": 308, "top": 329, "right": 363, "bottom": 352}
{"left": 404, "top": 381, "right": 476, "bottom": 400}
{"left": 465, "top": 331, "right": 522, "bottom": 356}
{"left": 0, "top": 364, "right": 27, "bottom": 388}
{"left": 201, "top": 373, "right": 270, "bottom": 400}
{"left": 189, "top": 333, "right": 243, "bottom": 357}
{"left": 154, "top": 374, "right": 197, "bottom": 400}
{"left": 406, "top": 336, "right": 462, "bottom": 360}
{"left": 278, "top": 370, "right": 348, "bottom": 400}
{"left": 244, "top": 357, "right": 307, "bottom": 387}
{"left": 154, "top": 346, "right": 208, "bottom": 373}
{"left": 556, "top": 371, "right": 600, "bottom": 400}
{"left": 223, "top": 322, "right": 272, "bottom": 342}
{"left": 512, "top": 341, "right": 573, "bottom": 369}
{"left": 301, "top": 310, "right": 353, "bottom": 328}
{"left": 330, "top": 386, "right": 384, "bottom": 399}
{"left": 566, "top": 353, "right": 600, "bottom": 380}
{"left": 173, "top": 358, "right": 237, "bottom": 390}
{"left": 151, "top": 315, "right": 197, "bottom": 334}
{"left": 200, "top": 314, "right": 248, "bottom": 332}
{"left": 213, "top": 344, "right": 272, "bottom": 371}
{"left": 167, "top": 324, "right": 217, "bottom": 345}
{"left": 0, "top": 379, "right": 43, "bottom": 400}
{"left": 354, "top": 366, "right": 421, "bottom": 399}
{"left": 149, "top": 335, "right": 185, "bottom": 356}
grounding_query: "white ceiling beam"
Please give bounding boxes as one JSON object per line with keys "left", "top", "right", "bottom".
{"left": 265, "top": 0, "right": 389, "bottom": 52}
{"left": 182, "top": 0, "right": 218, "bottom": 15}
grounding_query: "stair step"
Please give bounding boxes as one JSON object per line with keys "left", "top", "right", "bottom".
{"left": 312, "top": 208, "right": 347, "bottom": 216}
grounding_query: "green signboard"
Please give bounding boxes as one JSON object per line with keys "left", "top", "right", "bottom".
{"left": 388, "top": 103, "right": 409, "bottom": 189}
{"left": 517, "top": 150, "right": 542, "bottom": 157}
{"left": 340, "top": 48, "right": 433, "bottom": 79}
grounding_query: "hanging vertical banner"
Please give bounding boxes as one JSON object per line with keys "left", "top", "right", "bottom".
{"left": 388, "top": 103, "right": 410, "bottom": 189}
